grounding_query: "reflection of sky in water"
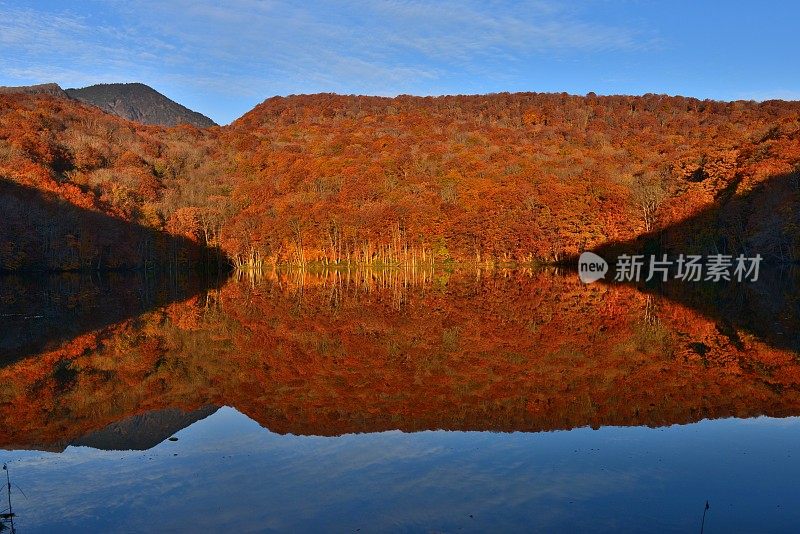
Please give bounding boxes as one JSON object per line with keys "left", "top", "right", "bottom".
{"left": 2, "top": 408, "right": 800, "bottom": 532}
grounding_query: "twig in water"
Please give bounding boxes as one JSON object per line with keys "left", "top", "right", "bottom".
{"left": 1, "top": 464, "right": 15, "bottom": 534}
{"left": 700, "top": 500, "right": 710, "bottom": 534}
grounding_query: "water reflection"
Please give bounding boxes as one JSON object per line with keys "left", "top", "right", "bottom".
{"left": 0, "top": 272, "right": 222, "bottom": 364}
{"left": 3, "top": 268, "right": 800, "bottom": 530}
{"left": 4, "top": 407, "right": 800, "bottom": 532}
{"left": 3, "top": 268, "right": 800, "bottom": 445}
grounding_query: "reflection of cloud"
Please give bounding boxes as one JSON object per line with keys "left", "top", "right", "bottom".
{"left": 5, "top": 409, "right": 800, "bottom": 531}
{"left": 0, "top": 408, "right": 643, "bottom": 531}
{"left": 0, "top": 1, "right": 654, "bottom": 123}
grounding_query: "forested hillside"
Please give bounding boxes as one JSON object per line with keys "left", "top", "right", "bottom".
{"left": 0, "top": 94, "right": 222, "bottom": 270}
{"left": 1, "top": 91, "right": 799, "bottom": 271}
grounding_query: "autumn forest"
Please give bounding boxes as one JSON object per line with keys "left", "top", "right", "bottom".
{"left": 6, "top": 87, "right": 800, "bottom": 449}
{"left": 2, "top": 90, "right": 800, "bottom": 273}
{"left": 5, "top": 0, "right": 800, "bottom": 527}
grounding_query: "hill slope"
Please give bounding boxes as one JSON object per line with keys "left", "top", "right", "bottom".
{"left": 1, "top": 91, "right": 800, "bottom": 272}
{"left": 218, "top": 93, "right": 800, "bottom": 266}
{"left": 66, "top": 82, "right": 216, "bottom": 127}
{"left": 0, "top": 92, "right": 220, "bottom": 271}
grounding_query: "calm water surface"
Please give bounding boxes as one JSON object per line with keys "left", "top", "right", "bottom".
{"left": 2, "top": 269, "right": 800, "bottom": 532}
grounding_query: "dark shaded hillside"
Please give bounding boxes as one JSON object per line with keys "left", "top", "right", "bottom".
{"left": 0, "top": 179, "right": 208, "bottom": 271}
{"left": 0, "top": 173, "right": 231, "bottom": 275}
{"left": 0, "top": 93, "right": 227, "bottom": 272}
{"left": 557, "top": 169, "right": 800, "bottom": 354}
{"left": 66, "top": 83, "right": 216, "bottom": 127}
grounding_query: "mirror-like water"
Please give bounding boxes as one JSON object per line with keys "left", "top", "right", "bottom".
{"left": 2, "top": 269, "right": 800, "bottom": 532}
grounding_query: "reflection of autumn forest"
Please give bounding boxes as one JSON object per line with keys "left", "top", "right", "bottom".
{"left": 2, "top": 91, "right": 800, "bottom": 271}
{"left": 3, "top": 90, "right": 800, "bottom": 448}
{"left": 3, "top": 270, "right": 800, "bottom": 449}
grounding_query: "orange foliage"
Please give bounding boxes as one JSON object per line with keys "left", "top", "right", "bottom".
{"left": 2, "top": 270, "right": 800, "bottom": 447}
{"left": 2, "top": 92, "right": 800, "bottom": 271}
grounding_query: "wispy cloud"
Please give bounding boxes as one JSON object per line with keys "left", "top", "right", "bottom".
{"left": 363, "top": 0, "right": 644, "bottom": 59}
{"left": 0, "top": 0, "right": 654, "bottom": 122}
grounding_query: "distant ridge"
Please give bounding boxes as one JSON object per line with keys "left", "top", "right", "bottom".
{"left": 0, "top": 82, "right": 69, "bottom": 98}
{"left": 0, "top": 81, "right": 216, "bottom": 127}
{"left": 66, "top": 82, "right": 216, "bottom": 127}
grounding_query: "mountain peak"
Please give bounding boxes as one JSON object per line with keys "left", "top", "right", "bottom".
{"left": 65, "top": 82, "right": 216, "bottom": 128}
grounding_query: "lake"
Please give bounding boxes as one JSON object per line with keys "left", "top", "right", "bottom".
{"left": 2, "top": 268, "right": 800, "bottom": 532}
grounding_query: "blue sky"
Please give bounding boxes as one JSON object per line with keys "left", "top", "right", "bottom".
{"left": 1, "top": 0, "right": 798, "bottom": 124}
